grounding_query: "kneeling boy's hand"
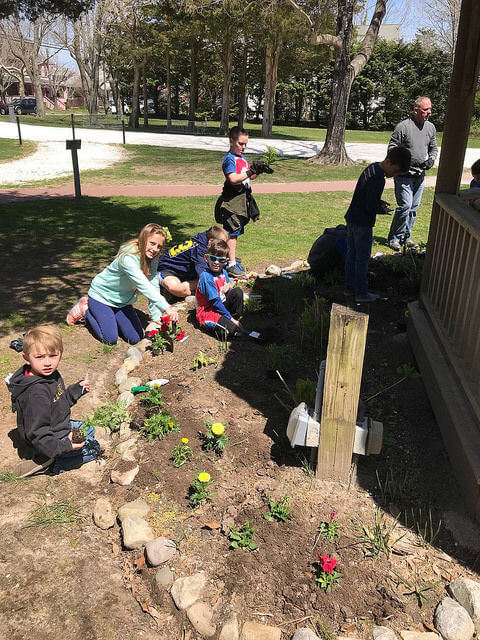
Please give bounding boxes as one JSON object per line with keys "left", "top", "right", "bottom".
{"left": 79, "top": 378, "right": 90, "bottom": 393}
{"left": 68, "top": 432, "right": 84, "bottom": 450}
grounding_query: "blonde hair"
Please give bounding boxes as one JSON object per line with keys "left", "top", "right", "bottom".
{"left": 23, "top": 324, "right": 63, "bottom": 356}
{"left": 206, "top": 225, "right": 228, "bottom": 242}
{"left": 117, "top": 223, "right": 167, "bottom": 277}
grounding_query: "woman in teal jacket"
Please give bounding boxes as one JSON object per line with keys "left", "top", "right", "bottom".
{"left": 86, "top": 223, "right": 179, "bottom": 344}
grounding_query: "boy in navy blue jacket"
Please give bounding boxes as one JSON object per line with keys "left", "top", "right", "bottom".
{"left": 345, "top": 146, "right": 411, "bottom": 303}
{"left": 157, "top": 225, "right": 228, "bottom": 298}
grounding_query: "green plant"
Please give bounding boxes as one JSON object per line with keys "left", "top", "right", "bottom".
{"left": 102, "top": 343, "right": 118, "bottom": 354}
{"left": 293, "top": 272, "right": 316, "bottom": 288}
{"left": 140, "top": 385, "right": 164, "bottom": 408}
{"left": 83, "top": 401, "right": 128, "bottom": 433}
{"left": 266, "top": 344, "right": 298, "bottom": 374}
{"left": 293, "top": 378, "right": 316, "bottom": 406}
{"left": 357, "top": 508, "right": 405, "bottom": 557}
{"left": 263, "top": 145, "right": 279, "bottom": 166}
{"left": 142, "top": 411, "right": 179, "bottom": 441}
{"left": 396, "top": 362, "right": 420, "bottom": 378}
{"left": 245, "top": 273, "right": 257, "bottom": 288}
{"left": 404, "top": 505, "right": 442, "bottom": 547}
{"left": 315, "top": 619, "right": 336, "bottom": 640}
{"left": 0, "top": 471, "right": 23, "bottom": 483}
{"left": 264, "top": 495, "right": 292, "bottom": 522}
{"left": 189, "top": 471, "right": 214, "bottom": 506}
{"left": 299, "top": 454, "right": 315, "bottom": 478}
{"left": 193, "top": 351, "right": 209, "bottom": 369}
{"left": 171, "top": 438, "right": 193, "bottom": 468}
{"left": 229, "top": 519, "right": 258, "bottom": 551}
{"left": 315, "top": 554, "right": 342, "bottom": 593}
{"left": 25, "top": 498, "right": 82, "bottom": 527}
{"left": 148, "top": 331, "right": 169, "bottom": 353}
{"left": 203, "top": 421, "right": 228, "bottom": 455}
{"left": 244, "top": 296, "right": 263, "bottom": 313}
{"left": 297, "top": 294, "right": 330, "bottom": 351}
{"left": 375, "top": 468, "right": 415, "bottom": 507}
{"left": 390, "top": 569, "right": 442, "bottom": 607}
{"left": 318, "top": 510, "right": 339, "bottom": 541}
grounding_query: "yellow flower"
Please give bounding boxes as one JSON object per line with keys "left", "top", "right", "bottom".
{"left": 169, "top": 421, "right": 174, "bottom": 427}
{"left": 181, "top": 437, "right": 189, "bottom": 444}
{"left": 198, "top": 472, "right": 211, "bottom": 484}
{"left": 154, "top": 383, "right": 160, "bottom": 388}
{"left": 211, "top": 423, "right": 225, "bottom": 436}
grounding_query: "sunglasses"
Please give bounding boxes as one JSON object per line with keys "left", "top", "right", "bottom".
{"left": 207, "top": 255, "right": 228, "bottom": 265}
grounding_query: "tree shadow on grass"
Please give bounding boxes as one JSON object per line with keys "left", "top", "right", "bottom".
{"left": 0, "top": 196, "right": 198, "bottom": 337}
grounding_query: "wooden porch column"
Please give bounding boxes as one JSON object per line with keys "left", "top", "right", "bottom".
{"left": 422, "top": 0, "right": 480, "bottom": 294}
{"left": 317, "top": 304, "right": 368, "bottom": 481}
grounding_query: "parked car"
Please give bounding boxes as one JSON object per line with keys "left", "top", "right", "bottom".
{"left": 109, "top": 101, "right": 130, "bottom": 115}
{"left": 0, "top": 102, "right": 8, "bottom": 115}
{"left": 13, "top": 98, "right": 37, "bottom": 115}
{"left": 139, "top": 99, "right": 155, "bottom": 114}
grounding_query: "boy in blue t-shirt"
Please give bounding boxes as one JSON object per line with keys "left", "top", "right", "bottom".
{"left": 215, "top": 126, "right": 273, "bottom": 277}
{"left": 345, "top": 146, "right": 411, "bottom": 303}
{"left": 157, "top": 225, "right": 228, "bottom": 298}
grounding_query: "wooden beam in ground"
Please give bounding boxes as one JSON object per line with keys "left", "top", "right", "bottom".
{"left": 317, "top": 303, "right": 368, "bottom": 481}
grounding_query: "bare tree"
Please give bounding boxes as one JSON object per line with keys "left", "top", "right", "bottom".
{"left": 45, "top": 58, "right": 75, "bottom": 107}
{"left": 0, "top": 15, "right": 57, "bottom": 116}
{"left": 420, "top": 0, "right": 461, "bottom": 60}
{"left": 288, "top": 0, "right": 387, "bottom": 165}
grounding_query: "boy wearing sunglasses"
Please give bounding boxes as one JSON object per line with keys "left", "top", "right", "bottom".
{"left": 196, "top": 239, "right": 244, "bottom": 338}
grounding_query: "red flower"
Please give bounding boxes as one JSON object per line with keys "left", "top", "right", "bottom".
{"left": 176, "top": 330, "right": 186, "bottom": 341}
{"left": 147, "top": 329, "right": 159, "bottom": 337}
{"left": 329, "top": 510, "right": 336, "bottom": 522}
{"left": 160, "top": 316, "right": 170, "bottom": 324}
{"left": 160, "top": 324, "right": 170, "bottom": 332}
{"left": 317, "top": 554, "right": 338, "bottom": 574}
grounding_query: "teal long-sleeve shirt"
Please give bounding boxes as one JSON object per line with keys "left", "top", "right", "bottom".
{"left": 88, "top": 252, "right": 169, "bottom": 321}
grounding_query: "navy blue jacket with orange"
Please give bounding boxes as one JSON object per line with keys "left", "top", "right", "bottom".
{"left": 345, "top": 162, "right": 386, "bottom": 228}
{"left": 157, "top": 231, "right": 210, "bottom": 280}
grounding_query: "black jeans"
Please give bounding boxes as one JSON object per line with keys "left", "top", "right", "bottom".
{"left": 216, "top": 288, "right": 244, "bottom": 339}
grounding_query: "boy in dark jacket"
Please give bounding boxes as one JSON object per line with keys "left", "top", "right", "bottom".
{"left": 345, "top": 146, "right": 411, "bottom": 303}
{"left": 157, "top": 225, "right": 228, "bottom": 298}
{"left": 7, "top": 324, "right": 99, "bottom": 476}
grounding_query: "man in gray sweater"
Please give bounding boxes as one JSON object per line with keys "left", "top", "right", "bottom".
{"left": 387, "top": 96, "right": 438, "bottom": 250}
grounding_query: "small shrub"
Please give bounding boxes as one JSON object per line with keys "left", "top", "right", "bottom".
{"left": 297, "top": 294, "right": 330, "bottom": 351}
{"left": 263, "top": 145, "right": 279, "bottom": 166}
{"left": 202, "top": 421, "right": 228, "bottom": 455}
{"left": 83, "top": 401, "right": 128, "bottom": 432}
{"left": 140, "top": 385, "right": 164, "bottom": 408}
{"left": 264, "top": 495, "right": 292, "bottom": 522}
{"left": 244, "top": 296, "right": 263, "bottom": 313}
{"left": 229, "top": 519, "right": 258, "bottom": 551}
{"left": 142, "top": 411, "right": 179, "bottom": 441}
{"left": 266, "top": 344, "right": 298, "bottom": 374}
{"left": 293, "top": 378, "right": 316, "bottom": 406}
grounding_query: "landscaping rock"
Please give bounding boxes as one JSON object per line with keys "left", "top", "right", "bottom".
{"left": 170, "top": 572, "right": 207, "bottom": 610}
{"left": 449, "top": 577, "right": 480, "bottom": 630}
{"left": 121, "top": 448, "right": 137, "bottom": 462}
{"left": 293, "top": 628, "right": 320, "bottom": 640}
{"left": 136, "top": 338, "right": 151, "bottom": 353}
{"left": 119, "top": 421, "right": 133, "bottom": 439}
{"left": 110, "top": 463, "right": 139, "bottom": 486}
{"left": 265, "top": 264, "right": 282, "bottom": 276}
{"left": 117, "top": 391, "right": 134, "bottom": 408}
{"left": 123, "top": 355, "right": 140, "bottom": 373}
{"left": 186, "top": 602, "right": 216, "bottom": 637}
{"left": 145, "top": 537, "right": 177, "bottom": 566}
{"left": 241, "top": 621, "right": 282, "bottom": 640}
{"left": 399, "top": 632, "right": 440, "bottom": 640}
{"left": 115, "top": 366, "right": 128, "bottom": 386}
{"left": 117, "top": 497, "right": 150, "bottom": 522}
{"left": 118, "top": 377, "right": 142, "bottom": 394}
{"left": 155, "top": 567, "right": 174, "bottom": 589}
{"left": 122, "top": 516, "right": 154, "bottom": 550}
{"left": 116, "top": 438, "right": 137, "bottom": 456}
{"left": 219, "top": 614, "right": 239, "bottom": 640}
{"left": 285, "top": 259, "right": 304, "bottom": 272}
{"left": 126, "top": 346, "right": 143, "bottom": 362}
{"left": 93, "top": 497, "right": 115, "bottom": 530}
{"left": 373, "top": 627, "right": 398, "bottom": 640}
{"left": 434, "top": 596, "right": 474, "bottom": 640}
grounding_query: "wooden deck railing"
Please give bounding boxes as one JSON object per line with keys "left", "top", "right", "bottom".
{"left": 420, "top": 192, "right": 480, "bottom": 421}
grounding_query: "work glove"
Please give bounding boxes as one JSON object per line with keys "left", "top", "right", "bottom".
{"left": 250, "top": 160, "right": 274, "bottom": 175}
{"left": 378, "top": 200, "right": 393, "bottom": 215}
{"left": 419, "top": 158, "right": 435, "bottom": 171}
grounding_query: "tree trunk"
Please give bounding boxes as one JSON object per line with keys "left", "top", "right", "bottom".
{"left": 237, "top": 45, "right": 248, "bottom": 127}
{"left": 166, "top": 50, "right": 171, "bottom": 128}
{"left": 129, "top": 59, "right": 142, "bottom": 128}
{"left": 18, "top": 74, "right": 25, "bottom": 97}
{"left": 218, "top": 33, "right": 233, "bottom": 136}
{"left": 142, "top": 61, "right": 148, "bottom": 127}
{"left": 311, "top": 0, "right": 355, "bottom": 165}
{"left": 261, "top": 40, "right": 282, "bottom": 137}
{"left": 188, "top": 36, "right": 199, "bottom": 131}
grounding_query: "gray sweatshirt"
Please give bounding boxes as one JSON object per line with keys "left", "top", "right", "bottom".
{"left": 388, "top": 116, "right": 438, "bottom": 177}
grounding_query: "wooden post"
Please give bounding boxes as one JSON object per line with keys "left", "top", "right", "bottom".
{"left": 317, "top": 303, "right": 368, "bottom": 481}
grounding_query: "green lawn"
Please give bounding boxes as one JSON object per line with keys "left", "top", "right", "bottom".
{"left": 0, "top": 138, "right": 37, "bottom": 163}
{"left": 0, "top": 187, "right": 433, "bottom": 332}
{"left": 3, "top": 109, "right": 480, "bottom": 147}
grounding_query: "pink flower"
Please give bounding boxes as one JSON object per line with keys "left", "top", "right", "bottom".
{"left": 147, "top": 329, "right": 159, "bottom": 337}
{"left": 317, "top": 554, "right": 338, "bottom": 574}
{"left": 176, "top": 330, "right": 186, "bottom": 341}
{"left": 329, "top": 510, "right": 336, "bottom": 522}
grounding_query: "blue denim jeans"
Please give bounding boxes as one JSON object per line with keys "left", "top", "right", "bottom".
{"left": 52, "top": 421, "right": 100, "bottom": 474}
{"left": 345, "top": 223, "right": 373, "bottom": 296}
{"left": 388, "top": 174, "right": 425, "bottom": 243}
